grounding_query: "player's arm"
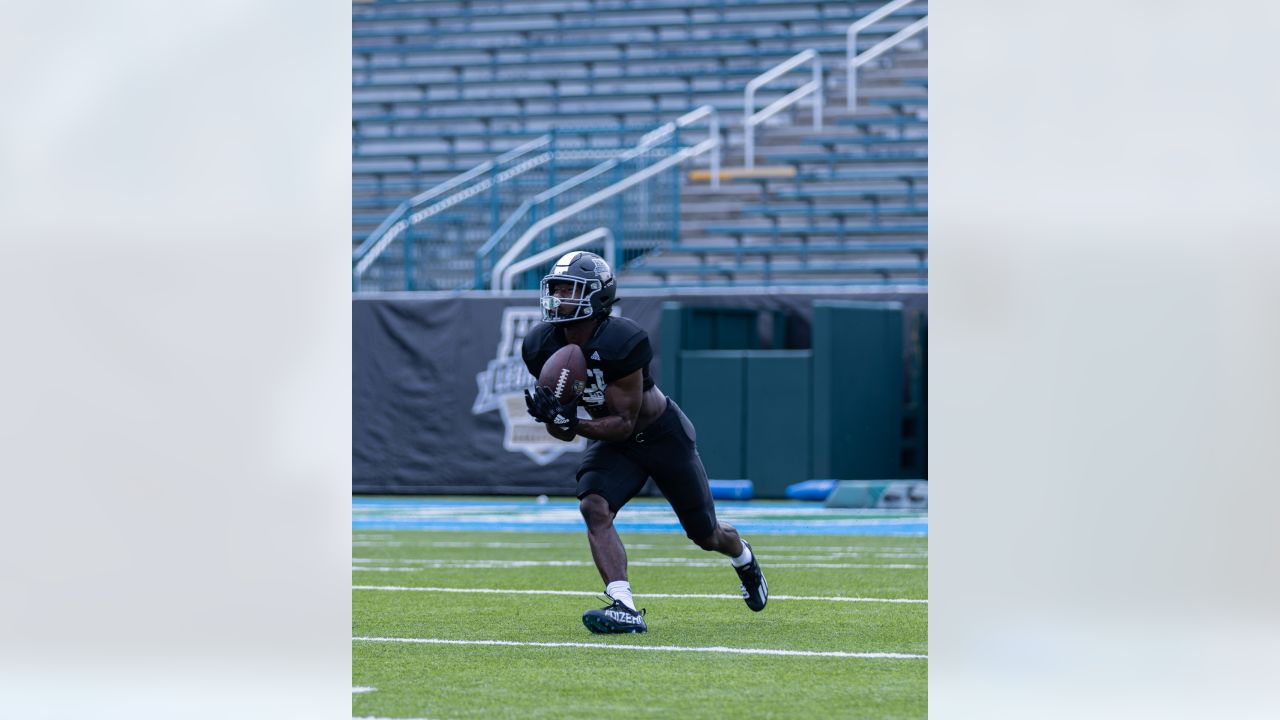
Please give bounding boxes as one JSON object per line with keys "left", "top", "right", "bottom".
{"left": 573, "top": 369, "right": 643, "bottom": 442}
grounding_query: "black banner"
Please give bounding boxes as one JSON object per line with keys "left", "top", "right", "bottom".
{"left": 353, "top": 289, "right": 926, "bottom": 495}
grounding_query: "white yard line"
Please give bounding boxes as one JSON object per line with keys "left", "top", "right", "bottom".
{"left": 353, "top": 636, "right": 926, "bottom": 660}
{"left": 353, "top": 540, "right": 661, "bottom": 549}
{"left": 352, "top": 539, "right": 922, "bottom": 554}
{"left": 352, "top": 585, "right": 927, "bottom": 604}
{"left": 353, "top": 552, "right": 926, "bottom": 563}
{"left": 352, "top": 560, "right": 926, "bottom": 570}
{"left": 746, "top": 544, "right": 926, "bottom": 552}
{"left": 352, "top": 687, "right": 376, "bottom": 694}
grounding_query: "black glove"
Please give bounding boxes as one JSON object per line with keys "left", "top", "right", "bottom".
{"left": 525, "top": 385, "right": 580, "bottom": 432}
{"left": 524, "top": 386, "right": 554, "bottom": 421}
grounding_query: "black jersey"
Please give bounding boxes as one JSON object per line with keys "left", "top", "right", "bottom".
{"left": 522, "top": 315, "right": 654, "bottom": 419}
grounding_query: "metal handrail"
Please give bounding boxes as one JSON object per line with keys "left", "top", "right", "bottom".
{"left": 490, "top": 105, "right": 721, "bottom": 292}
{"left": 351, "top": 134, "right": 552, "bottom": 289}
{"left": 630, "top": 104, "right": 718, "bottom": 182}
{"left": 847, "top": 0, "right": 928, "bottom": 110}
{"left": 499, "top": 228, "right": 616, "bottom": 292}
{"left": 473, "top": 110, "right": 718, "bottom": 282}
{"left": 743, "top": 49, "right": 823, "bottom": 169}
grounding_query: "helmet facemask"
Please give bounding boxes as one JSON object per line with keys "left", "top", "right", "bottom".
{"left": 538, "top": 250, "right": 617, "bottom": 324}
{"left": 540, "top": 276, "right": 603, "bottom": 323}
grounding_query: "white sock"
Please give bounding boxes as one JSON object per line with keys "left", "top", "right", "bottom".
{"left": 605, "top": 580, "right": 636, "bottom": 611}
{"left": 730, "top": 543, "right": 754, "bottom": 568}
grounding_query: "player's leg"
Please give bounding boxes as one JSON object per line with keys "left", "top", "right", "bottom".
{"left": 655, "top": 456, "right": 769, "bottom": 612}
{"left": 575, "top": 443, "right": 650, "bottom": 633}
{"left": 577, "top": 491, "right": 626, "bottom": 585}
{"left": 645, "top": 401, "right": 769, "bottom": 611}
{"left": 649, "top": 449, "right": 742, "bottom": 558}
{"left": 696, "top": 519, "right": 745, "bottom": 556}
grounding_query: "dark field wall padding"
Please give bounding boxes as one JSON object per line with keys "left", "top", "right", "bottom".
{"left": 676, "top": 349, "right": 813, "bottom": 499}
{"left": 660, "top": 302, "right": 683, "bottom": 403}
{"left": 684, "top": 307, "right": 759, "bottom": 350}
{"left": 678, "top": 351, "right": 747, "bottom": 479}
{"left": 811, "top": 300, "right": 904, "bottom": 479}
{"left": 744, "top": 351, "right": 813, "bottom": 498}
{"left": 661, "top": 304, "right": 773, "bottom": 406}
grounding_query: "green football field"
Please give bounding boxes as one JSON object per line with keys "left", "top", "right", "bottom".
{"left": 352, "top": 505, "right": 927, "bottom": 719}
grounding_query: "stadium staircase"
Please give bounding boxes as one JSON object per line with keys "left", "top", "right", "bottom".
{"left": 352, "top": 0, "right": 927, "bottom": 291}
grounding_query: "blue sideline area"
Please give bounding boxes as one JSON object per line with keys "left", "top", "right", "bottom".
{"left": 353, "top": 496, "right": 928, "bottom": 536}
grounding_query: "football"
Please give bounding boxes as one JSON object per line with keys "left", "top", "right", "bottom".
{"left": 538, "top": 343, "right": 588, "bottom": 403}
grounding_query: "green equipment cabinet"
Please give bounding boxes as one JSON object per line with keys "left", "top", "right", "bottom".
{"left": 811, "top": 300, "right": 904, "bottom": 480}
{"left": 661, "top": 300, "right": 910, "bottom": 499}
{"left": 678, "top": 351, "right": 747, "bottom": 479}
{"left": 678, "top": 350, "right": 811, "bottom": 499}
{"left": 660, "top": 302, "right": 789, "bottom": 402}
{"left": 743, "top": 350, "right": 812, "bottom": 498}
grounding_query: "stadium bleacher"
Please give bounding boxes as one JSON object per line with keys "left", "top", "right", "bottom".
{"left": 352, "top": 0, "right": 927, "bottom": 291}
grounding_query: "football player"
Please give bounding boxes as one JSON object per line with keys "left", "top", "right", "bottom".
{"left": 523, "top": 251, "right": 768, "bottom": 634}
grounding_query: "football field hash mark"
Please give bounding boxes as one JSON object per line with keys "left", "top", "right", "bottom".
{"left": 353, "top": 636, "right": 928, "bottom": 660}
{"left": 352, "top": 585, "right": 928, "bottom": 603}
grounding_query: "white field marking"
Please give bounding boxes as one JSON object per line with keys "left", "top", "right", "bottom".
{"left": 352, "top": 585, "right": 927, "bottom": 604}
{"left": 352, "top": 515, "right": 927, "bottom": 529}
{"left": 350, "top": 550, "right": 926, "bottom": 563}
{"left": 755, "top": 544, "right": 926, "bottom": 553}
{"left": 408, "top": 540, "right": 560, "bottom": 549}
{"left": 354, "top": 505, "right": 924, "bottom": 520}
{"left": 688, "top": 542, "right": 928, "bottom": 551}
{"left": 621, "top": 555, "right": 927, "bottom": 565}
{"left": 352, "top": 507, "right": 926, "bottom": 525}
{"left": 350, "top": 536, "right": 925, "bottom": 553}
{"left": 352, "top": 687, "right": 376, "bottom": 694}
{"left": 752, "top": 552, "right": 928, "bottom": 560}
{"left": 349, "top": 537, "right": 923, "bottom": 551}
{"left": 352, "top": 560, "right": 926, "bottom": 570}
{"left": 353, "top": 636, "right": 927, "bottom": 660}
{"left": 353, "top": 539, "right": 659, "bottom": 550}
{"left": 351, "top": 551, "right": 926, "bottom": 564}
{"left": 352, "top": 556, "right": 926, "bottom": 567}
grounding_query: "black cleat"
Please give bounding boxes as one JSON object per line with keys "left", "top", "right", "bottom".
{"left": 734, "top": 541, "right": 768, "bottom": 611}
{"left": 582, "top": 598, "right": 648, "bottom": 634}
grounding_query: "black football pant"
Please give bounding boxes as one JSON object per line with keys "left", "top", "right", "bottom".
{"left": 575, "top": 399, "right": 719, "bottom": 542}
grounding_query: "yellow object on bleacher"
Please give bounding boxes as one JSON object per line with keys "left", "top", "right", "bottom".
{"left": 688, "top": 166, "right": 797, "bottom": 182}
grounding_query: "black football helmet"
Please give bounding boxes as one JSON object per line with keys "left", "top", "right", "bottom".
{"left": 539, "top": 251, "right": 617, "bottom": 323}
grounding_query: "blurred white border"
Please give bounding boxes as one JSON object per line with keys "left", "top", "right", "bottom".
{"left": 0, "top": 1, "right": 351, "bottom": 718}
{"left": 932, "top": 1, "right": 1280, "bottom": 718}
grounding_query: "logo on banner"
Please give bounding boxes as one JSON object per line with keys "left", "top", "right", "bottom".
{"left": 472, "top": 307, "right": 590, "bottom": 465}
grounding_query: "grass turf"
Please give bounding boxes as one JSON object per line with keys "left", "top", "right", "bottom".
{"left": 353, "top": 529, "right": 927, "bottom": 719}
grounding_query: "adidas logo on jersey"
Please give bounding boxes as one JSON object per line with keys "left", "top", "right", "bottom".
{"left": 590, "top": 351, "right": 601, "bottom": 361}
